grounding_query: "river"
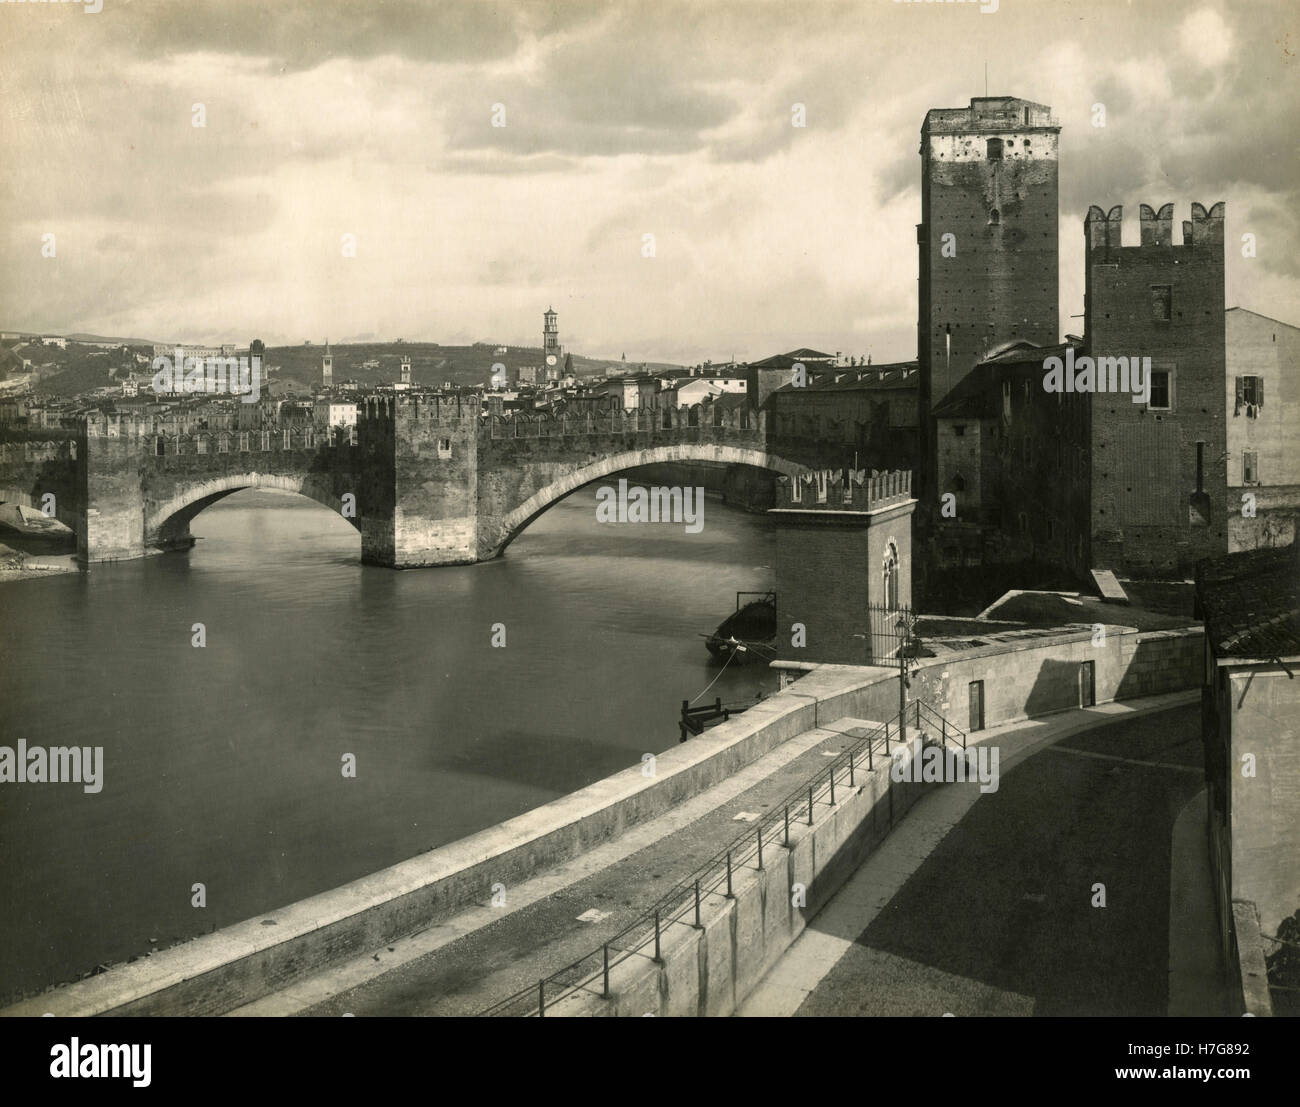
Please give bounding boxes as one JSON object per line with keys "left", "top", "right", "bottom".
{"left": 0, "top": 485, "right": 776, "bottom": 1001}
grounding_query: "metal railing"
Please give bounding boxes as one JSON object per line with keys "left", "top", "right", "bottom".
{"left": 914, "top": 698, "right": 967, "bottom": 752}
{"left": 478, "top": 698, "right": 968, "bottom": 1017}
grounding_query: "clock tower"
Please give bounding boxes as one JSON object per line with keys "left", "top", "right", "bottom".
{"left": 542, "top": 306, "right": 562, "bottom": 376}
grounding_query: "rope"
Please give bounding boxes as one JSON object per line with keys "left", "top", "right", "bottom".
{"left": 689, "top": 644, "right": 740, "bottom": 705}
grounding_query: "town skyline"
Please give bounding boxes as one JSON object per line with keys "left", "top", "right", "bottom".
{"left": 3, "top": 0, "right": 1296, "bottom": 364}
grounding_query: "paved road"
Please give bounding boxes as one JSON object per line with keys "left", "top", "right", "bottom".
{"left": 785, "top": 703, "right": 1207, "bottom": 1016}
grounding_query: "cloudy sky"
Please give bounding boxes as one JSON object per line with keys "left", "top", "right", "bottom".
{"left": 1, "top": 0, "right": 1295, "bottom": 363}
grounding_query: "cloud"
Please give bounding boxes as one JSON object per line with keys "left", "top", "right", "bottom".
{"left": 1179, "top": 8, "right": 1236, "bottom": 69}
{"left": 0, "top": 0, "right": 1296, "bottom": 361}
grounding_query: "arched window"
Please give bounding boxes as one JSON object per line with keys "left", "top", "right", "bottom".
{"left": 950, "top": 473, "right": 966, "bottom": 493}
{"left": 882, "top": 541, "right": 900, "bottom": 612}
{"left": 989, "top": 208, "right": 1001, "bottom": 225}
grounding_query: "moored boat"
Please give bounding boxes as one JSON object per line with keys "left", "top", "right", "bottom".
{"left": 705, "top": 591, "right": 776, "bottom": 664}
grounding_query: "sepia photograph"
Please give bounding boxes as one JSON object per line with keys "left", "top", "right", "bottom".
{"left": 0, "top": 0, "right": 1296, "bottom": 1083}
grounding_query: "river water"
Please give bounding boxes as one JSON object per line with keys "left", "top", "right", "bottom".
{"left": 0, "top": 486, "right": 776, "bottom": 1001}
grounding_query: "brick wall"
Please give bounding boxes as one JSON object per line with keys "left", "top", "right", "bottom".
{"left": 1085, "top": 203, "right": 1228, "bottom": 575}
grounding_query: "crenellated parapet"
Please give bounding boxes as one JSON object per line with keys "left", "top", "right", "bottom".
{"left": 774, "top": 468, "right": 912, "bottom": 511}
{"left": 360, "top": 393, "right": 480, "bottom": 426}
{"left": 1085, "top": 200, "right": 1226, "bottom": 257}
{"left": 482, "top": 402, "right": 763, "bottom": 440}
{"left": 0, "top": 439, "right": 77, "bottom": 463}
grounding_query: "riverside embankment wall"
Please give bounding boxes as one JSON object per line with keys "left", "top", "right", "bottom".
{"left": 550, "top": 732, "right": 927, "bottom": 1017}
{"left": 4, "top": 623, "right": 1201, "bottom": 1017}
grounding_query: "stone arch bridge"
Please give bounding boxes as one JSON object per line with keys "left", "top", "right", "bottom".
{"left": 0, "top": 397, "right": 814, "bottom": 568}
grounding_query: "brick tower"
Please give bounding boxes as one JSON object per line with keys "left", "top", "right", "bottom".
{"left": 1083, "top": 201, "right": 1228, "bottom": 575}
{"left": 917, "top": 97, "right": 1061, "bottom": 500}
{"left": 543, "top": 307, "right": 562, "bottom": 376}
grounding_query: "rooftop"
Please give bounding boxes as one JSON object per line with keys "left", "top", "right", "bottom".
{"left": 769, "top": 361, "right": 918, "bottom": 396}
{"left": 931, "top": 339, "right": 1081, "bottom": 419}
{"left": 1196, "top": 543, "right": 1300, "bottom": 661}
{"left": 923, "top": 96, "right": 1058, "bottom": 134}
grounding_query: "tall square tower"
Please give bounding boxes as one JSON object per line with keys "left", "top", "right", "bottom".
{"left": 1084, "top": 201, "right": 1228, "bottom": 575}
{"left": 542, "top": 307, "right": 562, "bottom": 376}
{"left": 918, "top": 97, "right": 1060, "bottom": 495}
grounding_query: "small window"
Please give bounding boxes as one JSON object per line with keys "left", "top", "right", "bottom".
{"left": 1148, "top": 370, "right": 1173, "bottom": 411}
{"left": 950, "top": 473, "right": 966, "bottom": 493}
{"left": 1001, "top": 380, "right": 1012, "bottom": 421}
{"left": 987, "top": 138, "right": 1003, "bottom": 161}
{"left": 1236, "top": 375, "right": 1263, "bottom": 417}
{"left": 953, "top": 424, "right": 966, "bottom": 437}
{"left": 989, "top": 208, "right": 1000, "bottom": 225}
{"left": 437, "top": 437, "right": 452, "bottom": 459}
{"left": 1150, "top": 285, "right": 1172, "bottom": 322}
{"left": 1243, "top": 451, "right": 1259, "bottom": 484}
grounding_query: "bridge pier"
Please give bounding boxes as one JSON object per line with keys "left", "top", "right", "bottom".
{"left": 357, "top": 394, "right": 481, "bottom": 567}
{"left": 79, "top": 423, "right": 148, "bottom": 563}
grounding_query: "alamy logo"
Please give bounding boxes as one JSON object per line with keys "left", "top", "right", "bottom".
{"left": 50, "top": 1039, "right": 150, "bottom": 1087}
{"left": 1042, "top": 348, "right": 1152, "bottom": 404}
{"left": 890, "top": 738, "right": 1000, "bottom": 794}
{"left": 4, "top": 0, "right": 102, "bottom": 12}
{"left": 595, "top": 479, "right": 705, "bottom": 534}
{"left": 151, "top": 347, "right": 262, "bottom": 404}
{"left": 894, "top": 0, "right": 999, "bottom": 13}
{"left": 0, "top": 741, "right": 103, "bottom": 793}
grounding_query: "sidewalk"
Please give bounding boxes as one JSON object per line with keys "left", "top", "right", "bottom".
{"left": 739, "top": 690, "right": 1200, "bottom": 1016}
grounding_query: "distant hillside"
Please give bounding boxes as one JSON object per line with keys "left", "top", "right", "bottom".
{"left": 9, "top": 336, "right": 685, "bottom": 398}
{"left": 265, "top": 342, "right": 682, "bottom": 390}
{"left": 0, "top": 330, "right": 161, "bottom": 347}
{"left": 66, "top": 332, "right": 164, "bottom": 347}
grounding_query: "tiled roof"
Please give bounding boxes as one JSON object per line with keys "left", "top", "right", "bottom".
{"left": 782, "top": 347, "right": 836, "bottom": 360}
{"left": 748, "top": 349, "right": 835, "bottom": 369}
{"left": 1196, "top": 543, "right": 1300, "bottom": 660}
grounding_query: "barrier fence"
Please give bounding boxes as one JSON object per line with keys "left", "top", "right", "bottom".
{"left": 478, "top": 697, "right": 966, "bottom": 1016}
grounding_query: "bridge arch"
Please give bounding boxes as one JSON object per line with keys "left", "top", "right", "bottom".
{"left": 145, "top": 472, "right": 360, "bottom": 550}
{"left": 485, "top": 443, "right": 808, "bottom": 559}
